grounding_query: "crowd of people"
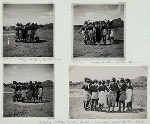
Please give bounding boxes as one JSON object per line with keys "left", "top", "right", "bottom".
{"left": 82, "top": 77, "right": 133, "bottom": 112}
{"left": 11, "top": 81, "right": 43, "bottom": 103}
{"left": 79, "top": 20, "right": 118, "bottom": 45}
{"left": 15, "top": 22, "right": 39, "bottom": 42}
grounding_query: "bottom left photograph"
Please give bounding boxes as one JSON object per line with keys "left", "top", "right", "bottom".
{"left": 3, "top": 64, "right": 54, "bottom": 117}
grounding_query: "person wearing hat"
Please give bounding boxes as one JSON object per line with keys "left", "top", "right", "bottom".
{"left": 125, "top": 79, "right": 133, "bottom": 110}
{"left": 108, "top": 77, "right": 119, "bottom": 112}
{"left": 82, "top": 78, "right": 92, "bottom": 110}
{"left": 89, "top": 79, "right": 99, "bottom": 111}
{"left": 118, "top": 78, "right": 127, "bottom": 112}
{"left": 97, "top": 80, "right": 109, "bottom": 111}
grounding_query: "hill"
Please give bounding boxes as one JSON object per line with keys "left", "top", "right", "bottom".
{"left": 69, "top": 76, "right": 147, "bottom": 89}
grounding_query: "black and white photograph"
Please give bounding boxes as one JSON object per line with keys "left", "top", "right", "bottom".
{"left": 3, "top": 4, "right": 54, "bottom": 57}
{"left": 69, "top": 66, "right": 147, "bottom": 119}
{"left": 3, "top": 64, "right": 54, "bottom": 117}
{"left": 73, "top": 4, "right": 125, "bottom": 58}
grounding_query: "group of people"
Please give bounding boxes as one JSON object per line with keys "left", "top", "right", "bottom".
{"left": 79, "top": 20, "right": 118, "bottom": 45}
{"left": 11, "top": 81, "right": 43, "bottom": 103}
{"left": 15, "top": 22, "right": 39, "bottom": 42}
{"left": 82, "top": 77, "right": 133, "bottom": 112}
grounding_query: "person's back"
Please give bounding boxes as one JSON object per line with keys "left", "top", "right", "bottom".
{"left": 110, "top": 83, "right": 119, "bottom": 92}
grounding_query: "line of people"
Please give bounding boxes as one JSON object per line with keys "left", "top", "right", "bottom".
{"left": 12, "top": 81, "right": 43, "bottom": 103}
{"left": 82, "top": 77, "right": 133, "bottom": 112}
{"left": 15, "top": 22, "right": 39, "bottom": 42}
{"left": 79, "top": 20, "right": 118, "bottom": 45}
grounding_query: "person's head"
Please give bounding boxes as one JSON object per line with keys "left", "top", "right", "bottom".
{"left": 99, "top": 81, "right": 102, "bottom": 85}
{"left": 111, "top": 77, "right": 116, "bottom": 83}
{"left": 120, "top": 78, "right": 125, "bottom": 84}
{"left": 125, "top": 78, "right": 131, "bottom": 85}
{"left": 102, "top": 80, "right": 105, "bottom": 85}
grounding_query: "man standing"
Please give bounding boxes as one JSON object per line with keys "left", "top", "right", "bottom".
{"left": 108, "top": 78, "right": 119, "bottom": 112}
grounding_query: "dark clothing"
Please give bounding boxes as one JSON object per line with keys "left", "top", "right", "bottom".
{"left": 95, "top": 26, "right": 101, "bottom": 42}
{"left": 98, "top": 85, "right": 109, "bottom": 92}
{"left": 120, "top": 83, "right": 127, "bottom": 91}
{"left": 110, "top": 83, "right": 119, "bottom": 92}
{"left": 127, "top": 85, "right": 133, "bottom": 90}
{"left": 89, "top": 84, "right": 98, "bottom": 92}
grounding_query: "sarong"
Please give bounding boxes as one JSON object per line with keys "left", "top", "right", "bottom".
{"left": 91, "top": 92, "right": 98, "bottom": 99}
{"left": 119, "top": 91, "right": 126, "bottom": 101}
{"left": 38, "top": 88, "right": 43, "bottom": 97}
{"left": 98, "top": 91, "right": 107, "bottom": 105}
{"left": 125, "top": 89, "right": 133, "bottom": 103}
{"left": 108, "top": 91, "right": 117, "bottom": 106}
{"left": 21, "top": 90, "right": 26, "bottom": 98}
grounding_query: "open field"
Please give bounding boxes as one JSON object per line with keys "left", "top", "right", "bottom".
{"left": 69, "top": 88, "right": 147, "bottom": 119}
{"left": 73, "top": 27, "right": 124, "bottom": 58}
{"left": 3, "top": 28, "right": 53, "bottom": 57}
{"left": 3, "top": 86, "right": 54, "bottom": 117}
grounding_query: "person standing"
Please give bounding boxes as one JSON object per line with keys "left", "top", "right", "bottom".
{"left": 82, "top": 78, "right": 92, "bottom": 110}
{"left": 27, "top": 81, "right": 34, "bottom": 102}
{"left": 89, "top": 80, "right": 99, "bottom": 111}
{"left": 118, "top": 78, "right": 127, "bottom": 112}
{"left": 95, "top": 21, "right": 101, "bottom": 44}
{"left": 21, "top": 83, "right": 27, "bottom": 102}
{"left": 125, "top": 79, "right": 133, "bottom": 110}
{"left": 108, "top": 78, "right": 119, "bottom": 112}
{"left": 97, "top": 80, "right": 109, "bottom": 111}
{"left": 38, "top": 82, "right": 43, "bottom": 102}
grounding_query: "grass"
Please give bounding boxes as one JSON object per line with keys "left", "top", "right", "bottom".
{"left": 73, "top": 27, "right": 124, "bottom": 58}
{"left": 69, "top": 88, "right": 147, "bottom": 119}
{"left": 3, "top": 86, "right": 54, "bottom": 117}
{"left": 3, "top": 29, "right": 53, "bottom": 57}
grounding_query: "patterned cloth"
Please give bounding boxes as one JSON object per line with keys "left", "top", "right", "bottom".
{"left": 119, "top": 91, "right": 126, "bottom": 101}
{"left": 108, "top": 91, "right": 117, "bottom": 106}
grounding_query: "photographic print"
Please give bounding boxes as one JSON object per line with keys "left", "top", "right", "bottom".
{"left": 69, "top": 66, "right": 147, "bottom": 119}
{"left": 3, "top": 64, "right": 54, "bottom": 117}
{"left": 73, "top": 4, "right": 125, "bottom": 58}
{"left": 3, "top": 4, "right": 54, "bottom": 57}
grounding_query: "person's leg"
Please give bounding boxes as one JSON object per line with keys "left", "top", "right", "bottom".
{"left": 119, "top": 101, "right": 121, "bottom": 111}
{"left": 130, "top": 101, "right": 133, "bottom": 110}
{"left": 123, "top": 101, "right": 125, "bottom": 112}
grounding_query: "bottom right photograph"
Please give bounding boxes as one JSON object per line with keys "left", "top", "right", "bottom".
{"left": 69, "top": 66, "right": 147, "bottom": 119}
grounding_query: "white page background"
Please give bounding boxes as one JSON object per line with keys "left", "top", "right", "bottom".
{"left": 0, "top": 0, "right": 150, "bottom": 123}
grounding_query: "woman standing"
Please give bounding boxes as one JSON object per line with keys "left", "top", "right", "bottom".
{"left": 38, "top": 82, "right": 43, "bottom": 102}
{"left": 27, "top": 81, "right": 34, "bottom": 102}
{"left": 21, "top": 83, "right": 27, "bottom": 102}
{"left": 89, "top": 80, "right": 99, "bottom": 111}
{"left": 125, "top": 79, "right": 133, "bottom": 110}
{"left": 98, "top": 80, "right": 109, "bottom": 111}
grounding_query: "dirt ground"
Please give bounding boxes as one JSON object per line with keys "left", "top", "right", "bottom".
{"left": 73, "top": 27, "right": 124, "bottom": 58}
{"left": 3, "top": 86, "right": 54, "bottom": 117}
{"left": 69, "top": 89, "right": 147, "bottom": 119}
{"left": 3, "top": 28, "right": 53, "bottom": 57}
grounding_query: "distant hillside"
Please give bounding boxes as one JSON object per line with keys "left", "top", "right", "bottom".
{"left": 131, "top": 76, "right": 147, "bottom": 89}
{"left": 74, "top": 18, "right": 124, "bottom": 28}
{"left": 70, "top": 76, "right": 147, "bottom": 89}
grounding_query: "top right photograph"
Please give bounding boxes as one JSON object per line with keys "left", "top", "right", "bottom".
{"left": 73, "top": 4, "right": 125, "bottom": 59}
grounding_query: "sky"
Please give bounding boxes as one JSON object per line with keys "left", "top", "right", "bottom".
{"left": 69, "top": 66, "right": 148, "bottom": 82}
{"left": 4, "top": 64, "right": 54, "bottom": 84}
{"left": 3, "top": 4, "right": 53, "bottom": 26}
{"left": 74, "top": 4, "right": 124, "bottom": 25}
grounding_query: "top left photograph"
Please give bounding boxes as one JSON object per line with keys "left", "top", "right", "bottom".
{"left": 3, "top": 4, "right": 54, "bottom": 57}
